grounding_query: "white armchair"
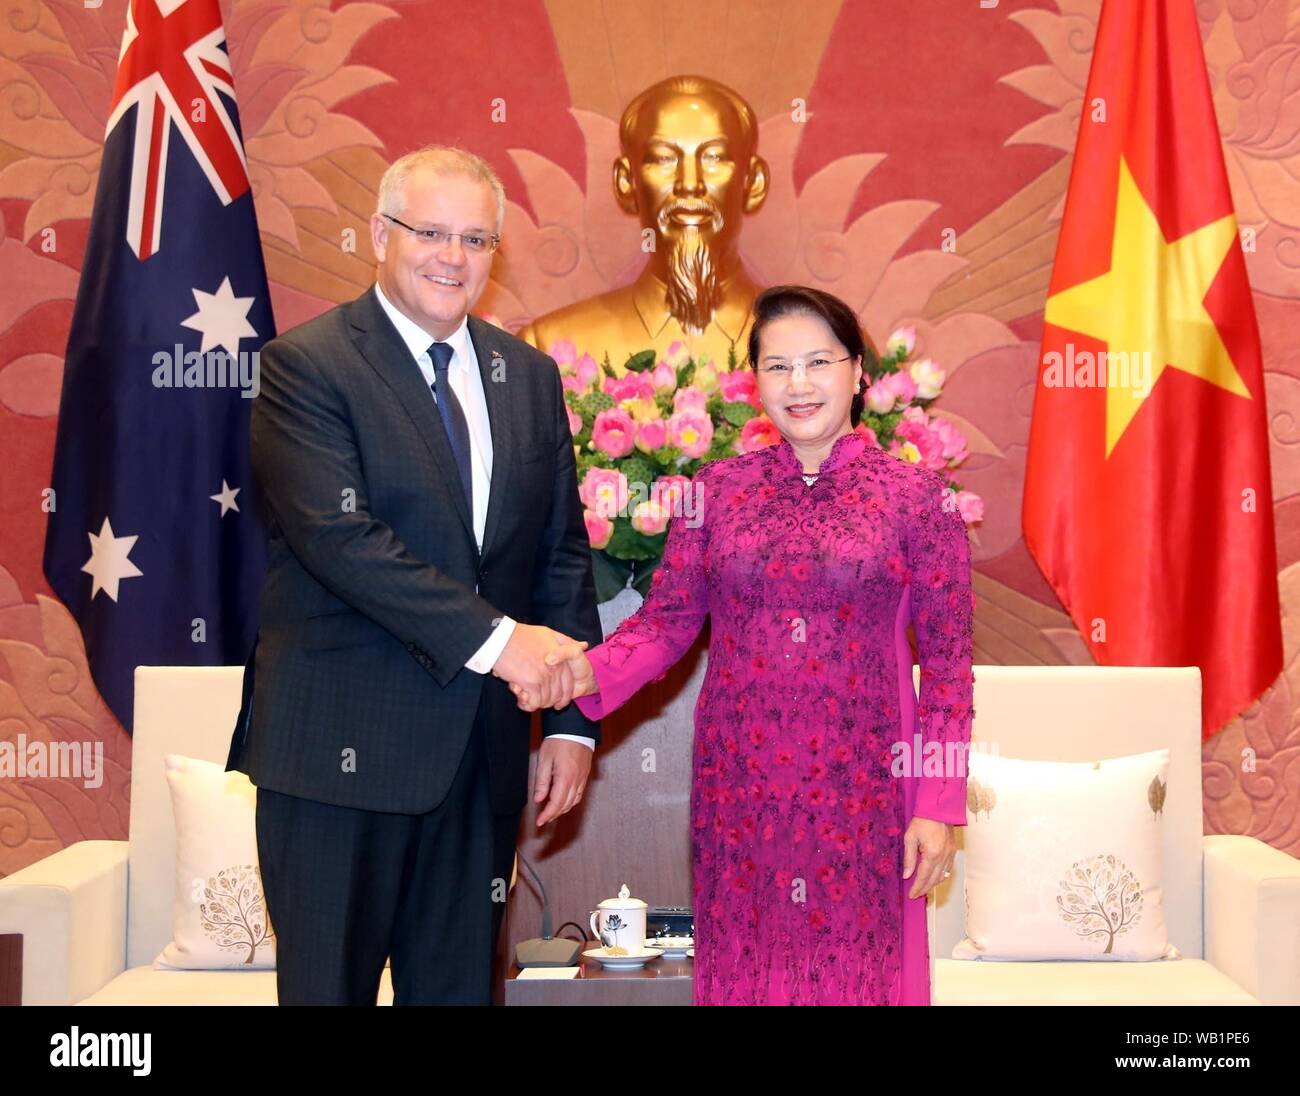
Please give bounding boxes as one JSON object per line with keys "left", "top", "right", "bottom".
{"left": 0, "top": 666, "right": 395, "bottom": 1005}
{"left": 926, "top": 666, "right": 1300, "bottom": 1005}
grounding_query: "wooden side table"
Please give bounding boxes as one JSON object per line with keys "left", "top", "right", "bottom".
{"left": 0, "top": 935, "right": 21, "bottom": 1006}
{"left": 505, "top": 953, "right": 692, "bottom": 1005}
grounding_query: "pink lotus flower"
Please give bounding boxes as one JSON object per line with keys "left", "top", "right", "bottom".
{"left": 668, "top": 410, "right": 713, "bottom": 458}
{"left": 718, "top": 369, "right": 760, "bottom": 408}
{"left": 584, "top": 510, "right": 613, "bottom": 549}
{"left": 604, "top": 373, "right": 655, "bottom": 404}
{"left": 694, "top": 361, "right": 720, "bottom": 393}
{"left": 931, "top": 415, "right": 969, "bottom": 463}
{"left": 738, "top": 416, "right": 780, "bottom": 453}
{"left": 624, "top": 397, "right": 662, "bottom": 424}
{"left": 663, "top": 339, "right": 690, "bottom": 368}
{"left": 956, "top": 490, "right": 985, "bottom": 524}
{"left": 651, "top": 474, "right": 692, "bottom": 515}
{"left": 561, "top": 374, "right": 587, "bottom": 395}
{"left": 592, "top": 408, "right": 637, "bottom": 457}
{"left": 891, "top": 417, "right": 945, "bottom": 469}
{"left": 566, "top": 407, "right": 583, "bottom": 436}
{"left": 630, "top": 499, "right": 672, "bottom": 535}
{"left": 635, "top": 417, "right": 668, "bottom": 453}
{"left": 591, "top": 408, "right": 637, "bottom": 457}
{"left": 574, "top": 353, "right": 600, "bottom": 389}
{"left": 909, "top": 357, "right": 946, "bottom": 399}
{"left": 673, "top": 385, "right": 708, "bottom": 413}
{"left": 549, "top": 339, "right": 577, "bottom": 368}
{"left": 579, "top": 467, "right": 630, "bottom": 517}
{"left": 864, "top": 379, "right": 896, "bottom": 415}
{"left": 899, "top": 407, "right": 967, "bottom": 464}
{"left": 885, "top": 325, "right": 916, "bottom": 357}
{"left": 651, "top": 361, "right": 677, "bottom": 392}
{"left": 855, "top": 421, "right": 880, "bottom": 447}
{"left": 879, "top": 370, "right": 918, "bottom": 407}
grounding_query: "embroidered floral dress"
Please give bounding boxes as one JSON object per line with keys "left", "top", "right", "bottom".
{"left": 574, "top": 429, "right": 975, "bottom": 1005}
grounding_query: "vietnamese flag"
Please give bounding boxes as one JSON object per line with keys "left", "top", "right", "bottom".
{"left": 1022, "top": 0, "right": 1282, "bottom": 740}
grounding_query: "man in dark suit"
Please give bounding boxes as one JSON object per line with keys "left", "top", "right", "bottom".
{"left": 225, "top": 145, "right": 601, "bottom": 1005}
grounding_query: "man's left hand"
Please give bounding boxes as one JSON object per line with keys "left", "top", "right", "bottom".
{"left": 533, "top": 737, "right": 592, "bottom": 827}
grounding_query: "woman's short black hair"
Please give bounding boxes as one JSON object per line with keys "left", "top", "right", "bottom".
{"left": 746, "top": 285, "right": 878, "bottom": 426}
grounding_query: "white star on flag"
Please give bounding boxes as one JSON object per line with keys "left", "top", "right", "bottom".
{"left": 181, "top": 275, "right": 258, "bottom": 355}
{"left": 82, "top": 517, "right": 143, "bottom": 602}
{"left": 210, "top": 479, "right": 241, "bottom": 517}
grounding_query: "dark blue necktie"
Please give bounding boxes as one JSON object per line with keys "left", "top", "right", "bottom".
{"left": 427, "top": 341, "right": 474, "bottom": 513}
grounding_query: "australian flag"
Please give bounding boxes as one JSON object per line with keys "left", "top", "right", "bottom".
{"left": 43, "top": 0, "right": 271, "bottom": 731}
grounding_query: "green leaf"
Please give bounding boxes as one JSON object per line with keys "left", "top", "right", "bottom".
{"left": 591, "top": 551, "right": 632, "bottom": 603}
{"left": 605, "top": 519, "right": 662, "bottom": 561}
{"left": 706, "top": 431, "right": 737, "bottom": 461}
{"left": 631, "top": 555, "right": 662, "bottom": 597}
{"left": 676, "top": 361, "right": 696, "bottom": 387}
{"left": 623, "top": 349, "right": 657, "bottom": 373}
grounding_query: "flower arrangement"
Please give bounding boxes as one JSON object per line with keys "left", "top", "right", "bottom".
{"left": 550, "top": 327, "right": 982, "bottom": 602}
{"left": 860, "top": 326, "right": 984, "bottom": 523}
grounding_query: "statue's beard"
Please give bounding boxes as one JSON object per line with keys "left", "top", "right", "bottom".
{"left": 658, "top": 208, "right": 725, "bottom": 334}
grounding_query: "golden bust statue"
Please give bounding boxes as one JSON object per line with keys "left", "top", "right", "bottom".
{"left": 519, "top": 75, "right": 770, "bottom": 371}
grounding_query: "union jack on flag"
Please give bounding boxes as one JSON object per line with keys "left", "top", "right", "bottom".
{"left": 106, "top": 0, "right": 251, "bottom": 259}
{"left": 43, "top": 0, "right": 272, "bottom": 730}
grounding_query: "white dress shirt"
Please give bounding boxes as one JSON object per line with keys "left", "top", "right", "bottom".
{"left": 374, "top": 283, "right": 593, "bottom": 750}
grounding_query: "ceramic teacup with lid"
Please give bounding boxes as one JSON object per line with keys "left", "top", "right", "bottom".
{"left": 589, "top": 883, "right": 647, "bottom": 953}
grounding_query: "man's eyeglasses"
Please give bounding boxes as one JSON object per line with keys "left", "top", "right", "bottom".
{"left": 382, "top": 214, "right": 500, "bottom": 254}
{"left": 756, "top": 355, "right": 852, "bottom": 376}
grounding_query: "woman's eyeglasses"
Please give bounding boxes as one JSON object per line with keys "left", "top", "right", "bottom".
{"left": 382, "top": 214, "right": 500, "bottom": 254}
{"left": 756, "top": 355, "right": 852, "bottom": 376}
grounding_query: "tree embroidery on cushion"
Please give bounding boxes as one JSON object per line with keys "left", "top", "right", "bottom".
{"left": 1148, "top": 775, "right": 1167, "bottom": 819}
{"left": 200, "top": 865, "right": 274, "bottom": 964}
{"left": 967, "top": 777, "right": 996, "bottom": 820}
{"left": 1056, "top": 854, "right": 1144, "bottom": 954}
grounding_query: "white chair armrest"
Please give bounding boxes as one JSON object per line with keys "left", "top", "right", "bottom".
{"left": 1203, "top": 834, "right": 1300, "bottom": 1005}
{"left": 0, "top": 840, "right": 128, "bottom": 1005}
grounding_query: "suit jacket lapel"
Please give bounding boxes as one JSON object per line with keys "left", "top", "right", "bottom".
{"left": 345, "top": 286, "right": 477, "bottom": 547}
{"left": 467, "top": 314, "right": 515, "bottom": 561}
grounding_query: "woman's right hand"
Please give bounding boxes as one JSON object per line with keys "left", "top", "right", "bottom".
{"left": 509, "top": 642, "right": 596, "bottom": 711}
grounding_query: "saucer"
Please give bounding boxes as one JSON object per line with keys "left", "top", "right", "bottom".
{"left": 582, "top": 946, "right": 661, "bottom": 969}
{"left": 646, "top": 938, "right": 693, "bottom": 958}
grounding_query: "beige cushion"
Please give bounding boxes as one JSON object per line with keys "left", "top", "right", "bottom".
{"left": 154, "top": 755, "right": 274, "bottom": 970}
{"left": 81, "top": 965, "right": 394, "bottom": 1006}
{"left": 954, "top": 748, "right": 1178, "bottom": 961}
{"left": 925, "top": 666, "right": 1204, "bottom": 961}
{"left": 934, "top": 957, "right": 1258, "bottom": 1005}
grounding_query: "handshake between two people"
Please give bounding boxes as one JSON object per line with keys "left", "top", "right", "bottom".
{"left": 491, "top": 622, "right": 597, "bottom": 711}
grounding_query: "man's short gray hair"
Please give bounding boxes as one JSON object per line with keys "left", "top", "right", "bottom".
{"left": 376, "top": 145, "right": 506, "bottom": 234}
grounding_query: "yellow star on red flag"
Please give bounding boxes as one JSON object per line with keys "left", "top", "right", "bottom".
{"left": 1043, "top": 156, "right": 1250, "bottom": 458}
